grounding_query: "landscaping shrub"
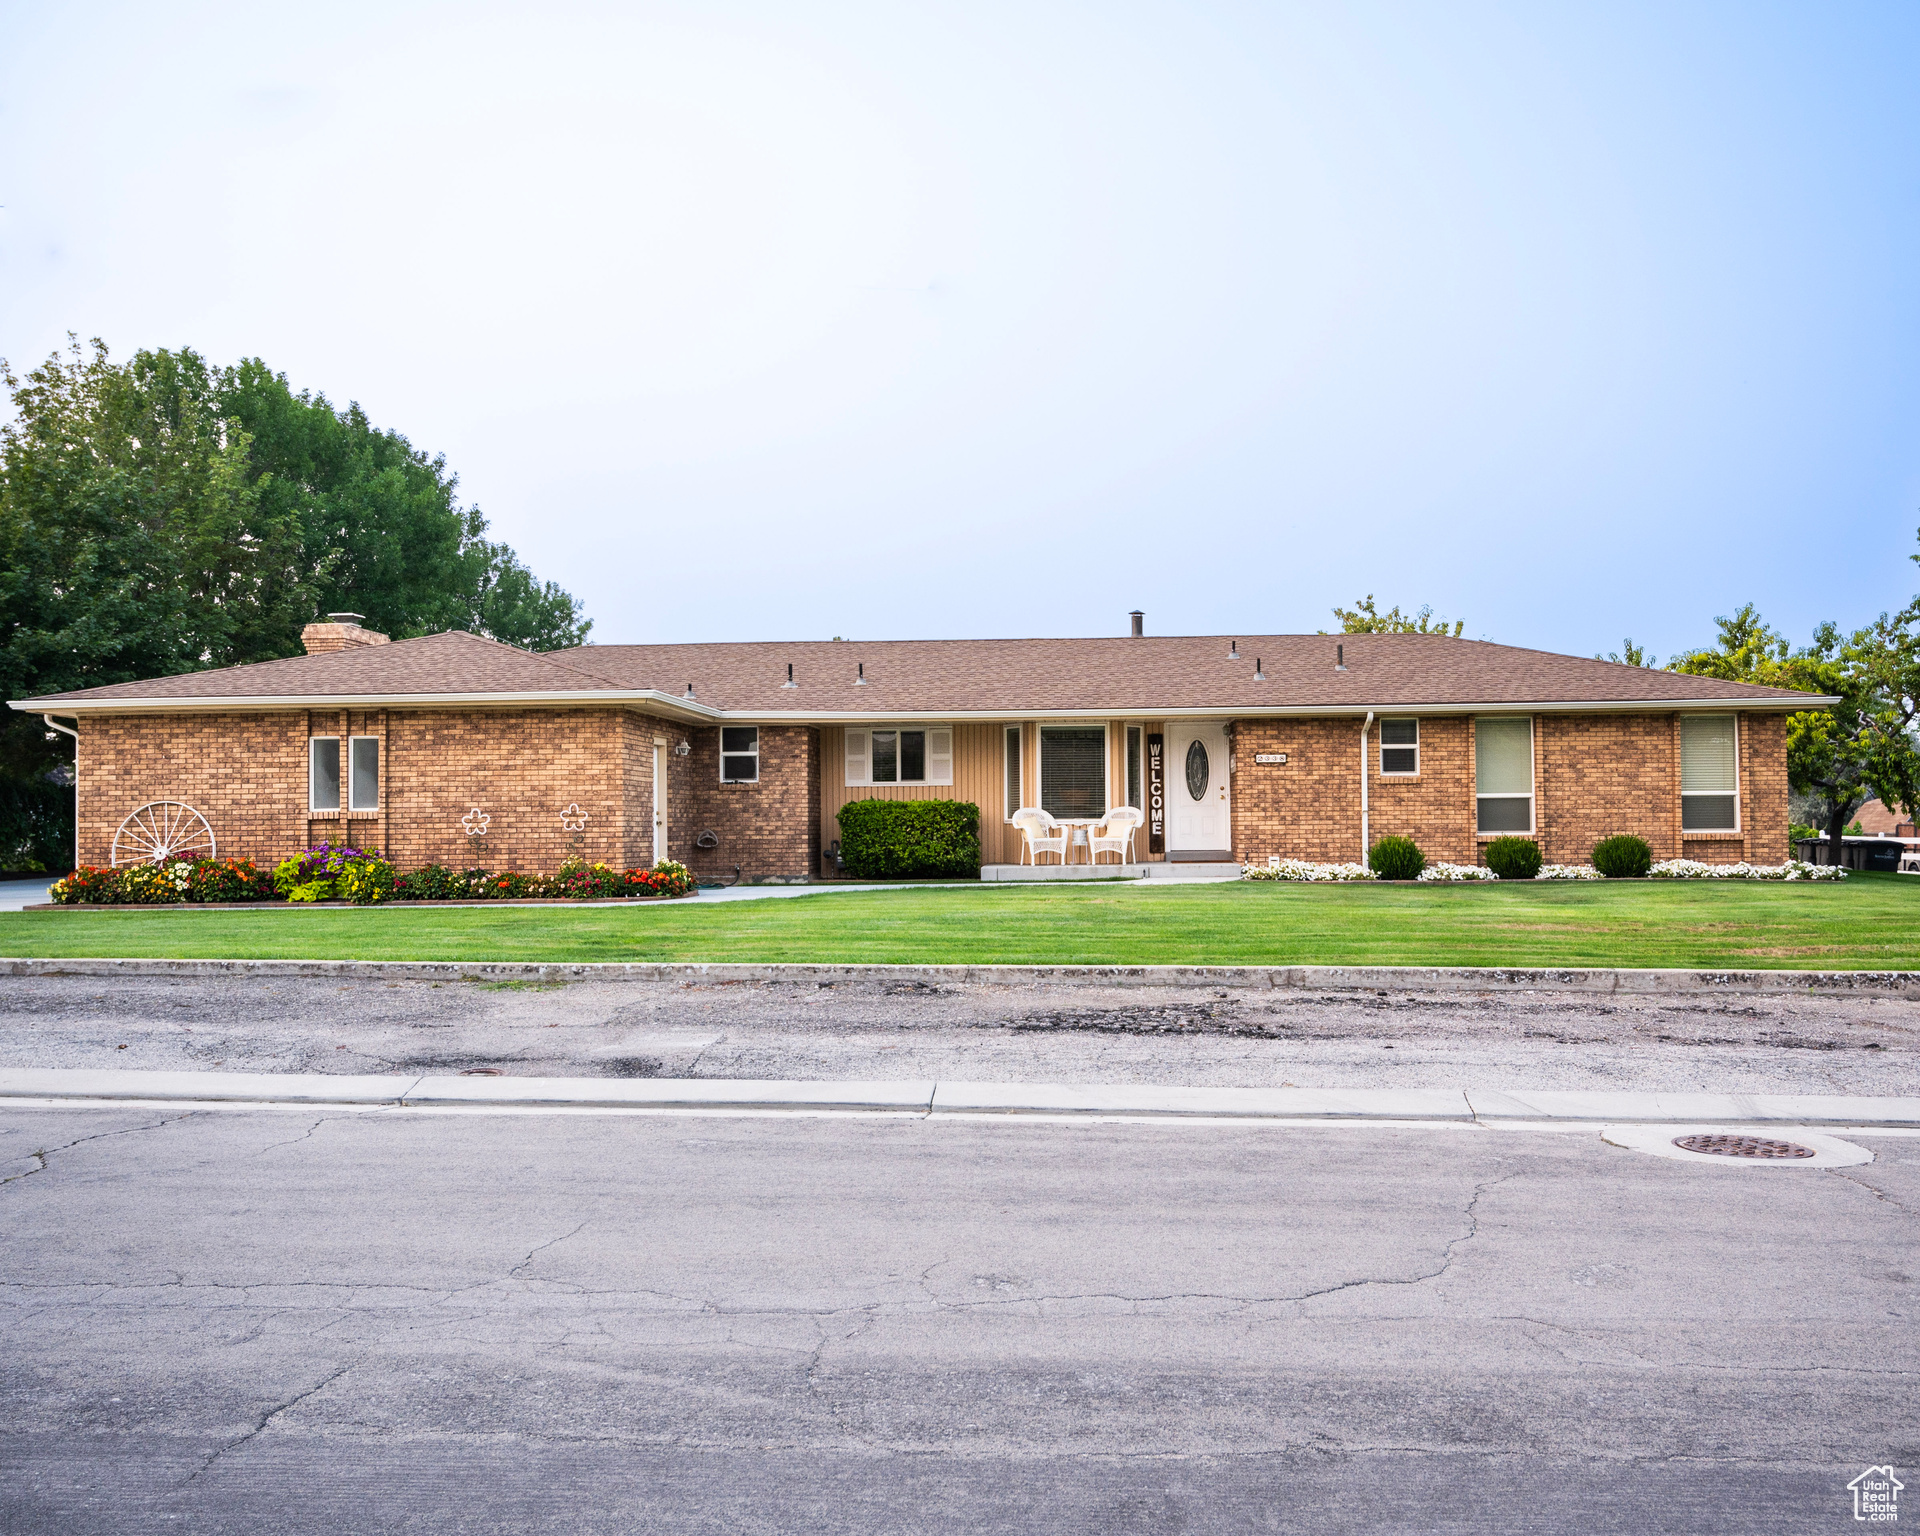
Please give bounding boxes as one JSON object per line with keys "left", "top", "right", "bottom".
{"left": 337, "top": 855, "right": 397, "bottom": 905}
{"left": 393, "top": 864, "right": 465, "bottom": 901}
{"left": 626, "top": 860, "right": 696, "bottom": 898}
{"left": 48, "top": 859, "right": 273, "bottom": 905}
{"left": 273, "top": 843, "right": 367, "bottom": 897}
{"left": 1592, "top": 834, "right": 1653, "bottom": 878}
{"left": 1367, "top": 835, "right": 1425, "bottom": 881}
{"left": 836, "top": 799, "right": 982, "bottom": 879}
{"left": 1482, "top": 837, "right": 1542, "bottom": 880}
{"left": 187, "top": 858, "right": 273, "bottom": 902}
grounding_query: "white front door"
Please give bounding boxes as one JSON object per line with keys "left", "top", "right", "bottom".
{"left": 652, "top": 742, "right": 668, "bottom": 865}
{"left": 1165, "top": 722, "right": 1231, "bottom": 854}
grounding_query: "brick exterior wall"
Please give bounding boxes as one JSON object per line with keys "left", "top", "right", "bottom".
{"left": 669, "top": 724, "right": 819, "bottom": 883}
{"left": 77, "top": 708, "right": 681, "bottom": 874}
{"left": 1230, "top": 712, "right": 1790, "bottom": 869}
{"left": 74, "top": 705, "right": 1786, "bottom": 878}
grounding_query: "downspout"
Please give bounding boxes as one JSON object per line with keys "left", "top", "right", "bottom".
{"left": 42, "top": 715, "right": 79, "bottom": 873}
{"left": 1359, "top": 711, "right": 1374, "bottom": 862}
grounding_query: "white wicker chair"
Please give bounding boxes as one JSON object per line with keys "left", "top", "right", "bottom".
{"left": 1087, "top": 806, "right": 1144, "bottom": 865}
{"left": 1011, "top": 807, "right": 1067, "bottom": 866}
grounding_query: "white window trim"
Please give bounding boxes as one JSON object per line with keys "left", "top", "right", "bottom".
{"left": 1379, "top": 717, "right": 1419, "bottom": 777}
{"left": 844, "top": 725, "right": 953, "bottom": 788}
{"left": 1004, "top": 724, "right": 1023, "bottom": 822}
{"left": 1680, "top": 713, "right": 1741, "bottom": 833}
{"left": 1038, "top": 721, "right": 1111, "bottom": 822}
{"left": 720, "top": 726, "right": 760, "bottom": 784}
{"left": 1474, "top": 716, "right": 1535, "bottom": 836}
{"left": 309, "top": 736, "right": 342, "bottom": 814}
{"left": 347, "top": 735, "right": 380, "bottom": 812}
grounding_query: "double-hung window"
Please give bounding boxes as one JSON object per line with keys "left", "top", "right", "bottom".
{"left": 1475, "top": 717, "right": 1533, "bottom": 832}
{"left": 721, "top": 726, "right": 759, "bottom": 783}
{"left": 845, "top": 727, "right": 954, "bottom": 786}
{"left": 311, "top": 737, "right": 379, "bottom": 812}
{"left": 1039, "top": 726, "right": 1107, "bottom": 821}
{"left": 1380, "top": 718, "right": 1418, "bottom": 775}
{"left": 1681, "top": 715, "right": 1739, "bottom": 830}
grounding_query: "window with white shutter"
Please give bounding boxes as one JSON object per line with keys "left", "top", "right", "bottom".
{"left": 844, "top": 726, "right": 951, "bottom": 787}
{"left": 1681, "top": 715, "right": 1739, "bottom": 830}
{"left": 845, "top": 730, "right": 870, "bottom": 786}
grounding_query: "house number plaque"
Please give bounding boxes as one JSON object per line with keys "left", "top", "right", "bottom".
{"left": 1147, "top": 733, "right": 1165, "bottom": 855}
{"left": 1254, "top": 753, "right": 1287, "bottom": 764}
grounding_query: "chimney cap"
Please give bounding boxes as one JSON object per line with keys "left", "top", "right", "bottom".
{"left": 326, "top": 612, "right": 366, "bottom": 624}
{"left": 1129, "top": 610, "right": 1144, "bottom": 638}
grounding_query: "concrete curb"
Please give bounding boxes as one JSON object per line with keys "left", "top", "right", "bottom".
{"left": 2, "top": 956, "right": 1919, "bottom": 995}
{"left": 2, "top": 1068, "right": 1916, "bottom": 1125}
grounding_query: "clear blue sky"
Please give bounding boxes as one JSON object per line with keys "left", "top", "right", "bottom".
{"left": 3, "top": 1, "right": 1917, "bottom": 658}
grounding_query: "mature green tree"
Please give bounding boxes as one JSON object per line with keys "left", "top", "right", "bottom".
{"left": 1596, "top": 639, "right": 1658, "bottom": 667}
{"left": 1670, "top": 594, "right": 1920, "bottom": 865}
{"left": 0, "top": 337, "right": 591, "bottom": 802}
{"left": 1326, "top": 596, "right": 1465, "bottom": 636}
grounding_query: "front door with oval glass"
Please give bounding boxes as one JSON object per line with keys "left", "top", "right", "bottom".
{"left": 1164, "top": 722, "right": 1231, "bottom": 858}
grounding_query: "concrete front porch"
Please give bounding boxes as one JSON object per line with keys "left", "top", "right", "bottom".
{"left": 980, "top": 862, "right": 1241, "bottom": 882}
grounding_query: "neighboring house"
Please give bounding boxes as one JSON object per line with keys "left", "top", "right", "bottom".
{"left": 12, "top": 612, "right": 1828, "bottom": 881}
{"left": 1851, "top": 798, "right": 1916, "bottom": 838}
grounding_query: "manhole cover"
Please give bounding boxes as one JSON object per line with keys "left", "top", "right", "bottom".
{"left": 1672, "top": 1133, "right": 1815, "bottom": 1160}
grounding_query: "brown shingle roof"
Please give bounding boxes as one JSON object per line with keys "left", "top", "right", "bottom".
{"left": 16, "top": 629, "right": 1824, "bottom": 714}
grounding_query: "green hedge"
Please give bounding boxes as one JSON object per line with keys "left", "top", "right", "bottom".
{"left": 836, "top": 798, "right": 982, "bottom": 879}
{"left": 1483, "top": 836, "right": 1542, "bottom": 880}
{"left": 1367, "top": 835, "right": 1425, "bottom": 880}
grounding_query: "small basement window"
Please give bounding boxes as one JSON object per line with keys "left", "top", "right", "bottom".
{"left": 721, "top": 726, "right": 759, "bottom": 783}
{"left": 1380, "top": 718, "right": 1418, "bottom": 775}
{"left": 1681, "top": 714, "right": 1739, "bottom": 830}
{"left": 310, "top": 737, "right": 341, "bottom": 813}
{"left": 1475, "top": 716, "right": 1533, "bottom": 832}
{"left": 349, "top": 737, "right": 380, "bottom": 811}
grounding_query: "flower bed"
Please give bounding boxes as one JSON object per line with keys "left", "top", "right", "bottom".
{"left": 1242, "top": 860, "right": 1376, "bottom": 882}
{"left": 46, "top": 852, "right": 698, "bottom": 905}
{"left": 1415, "top": 862, "right": 1497, "bottom": 882}
{"left": 1647, "top": 859, "right": 1845, "bottom": 881}
{"left": 1538, "top": 864, "right": 1603, "bottom": 880}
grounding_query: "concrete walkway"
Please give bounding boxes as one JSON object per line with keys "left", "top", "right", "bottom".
{"left": 3, "top": 1066, "right": 1915, "bottom": 1127}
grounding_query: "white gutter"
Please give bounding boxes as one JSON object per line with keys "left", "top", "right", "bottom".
{"left": 7, "top": 695, "right": 1838, "bottom": 721}
{"left": 1359, "top": 711, "right": 1374, "bottom": 861}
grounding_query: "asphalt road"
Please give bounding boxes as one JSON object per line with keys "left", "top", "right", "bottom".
{"left": 0, "top": 1104, "right": 1912, "bottom": 1534}
{"left": 2, "top": 973, "right": 1915, "bottom": 1095}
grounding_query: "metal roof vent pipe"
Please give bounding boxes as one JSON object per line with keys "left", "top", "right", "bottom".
{"left": 855, "top": 663, "right": 867, "bottom": 685}
{"left": 1129, "top": 610, "right": 1144, "bottom": 638}
{"left": 684, "top": 682, "right": 695, "bottom": 698}
{"left": 1336, "top": 643, "right": 1347, "bottom": 671}
{"left": 782, "top": 663, "right": 797, "bottom": 689}
{"left": 1228, "top": 640, "right": 1240, "bottom": 659}
{"left": 1254, "top": 658, "right": 1266, "bottom": 681}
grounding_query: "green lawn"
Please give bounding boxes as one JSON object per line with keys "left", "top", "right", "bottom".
{"left": 1, "top": 874, "right": 1915, "bottom": 968}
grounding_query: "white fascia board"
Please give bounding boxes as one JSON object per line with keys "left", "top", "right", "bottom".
{"left": 7, "top": 690, "right": 724, "bottom": 723}
{"left": 728, "top": 696, "right": 1835, "bottom": 723}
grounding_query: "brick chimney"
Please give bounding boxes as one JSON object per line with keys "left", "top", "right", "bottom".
{"left": 301, "top": 612, "right": 391, "bottom": 656}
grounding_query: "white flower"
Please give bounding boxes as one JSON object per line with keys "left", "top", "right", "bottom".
{"left": 1242, "top": 860, "right": 1377, "bottom": 882}
{"left": 1538, "top": 865, "right": 1602, "bottom": 880}
{"left": 1416, "top": 862, "right": 1497, "bottom": 882}
{"left": 1648, "top": 858, "right": 1845, "bottom": 881}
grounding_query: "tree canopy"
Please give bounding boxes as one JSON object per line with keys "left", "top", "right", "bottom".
{"left": 1668, "top": 577, "right": 1920, "bottom": 861}
{"left": 0, "top": 337, "right": 590, "bottom": 790}
{"left": 1326, "top": 596, "right": 1465, "bottom": 637}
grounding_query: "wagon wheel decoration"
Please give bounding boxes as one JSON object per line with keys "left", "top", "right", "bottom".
{"left": 111, "top": 802, "right": 217, "bottom": 867}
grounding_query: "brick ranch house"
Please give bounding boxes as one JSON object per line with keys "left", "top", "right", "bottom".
{"left": 14, "top": 612, "right": 1827, "bottom": 881}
